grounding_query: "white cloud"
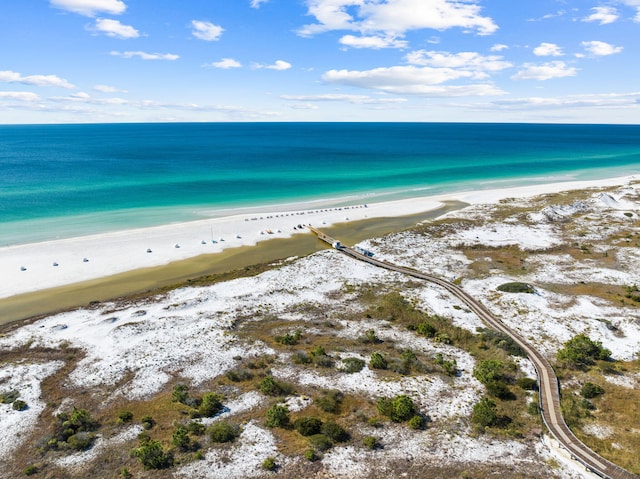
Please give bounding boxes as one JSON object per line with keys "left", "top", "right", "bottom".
{"left": 533, "top": 42, "right": 563, "bottom": 57}
{"left": 281, "top": 93, "right": 407, "bottom": 104}
{"left": 511, "top": 61, "right": 577, "bottom": 81}
{"left": 339, "top": 34, "right": 407, "bottom": 49}
{"left": 250, "top": 0, "right": 269, "bottom": 7}
{"left": 322, "top": 65, "right": 505, "bottom": 96}
{"left": 406, "top": 50, "right": 512, "bottom": 72}
{"left": 191, "top": 20, "right": 224, "bottom": 41}
{"left": 210, "top": 58, "right": 242, "bottom": 69}
{"left": 0, "top": 70, "right": 75, "bottom": 89}
{"left": 0, "top": 91, "right": 40, "bottom": 101}
{"left": 255, "top": 60, "right": 292, "bottom": 70}
{"left": 583, "top": 6, "right": 619, "bottom": 24}
{"left": 92, "top": 18, "right": 139, "bottom": 38}
{"left": 486, "top": 92, "right": 640, "bottom": 110}
{"left": 581, "top": 40, "right": 623, "bottom": 56}
{"left": 490, "top": 44, "right": 509, "bottom": 52}
{"left": 110, "top": 51, "right": 179, "bottom": 60}
{"left": 93, "top": 84, "right": 126, "bottom": 93}
{"left": 298, "top": 0, "right": 497, "bottom": 37}
{"left": 50, "top": 0, "right": 126, "bottom": 17}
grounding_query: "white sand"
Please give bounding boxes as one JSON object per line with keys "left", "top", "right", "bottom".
{"left": 1, "top": 175, "right": 635, "bottom": 300}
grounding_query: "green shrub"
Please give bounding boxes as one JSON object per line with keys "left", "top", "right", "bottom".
{"left": 473, "top": 360, "right": 505, "bottom": 385}
{"left": 118, "top": 410, "right": 134, "bottom": 423}
{"left": 407, "top": 415, "right": 424, "bottom": 430}
{"left": 308, "top": 434, "right": 332, "bottom": 451}
{"left": 557, "top": 334, "right": 612, "bottom": 369}
{"left": 132, "top": 438, "right": 173, "bottom": 470}
{"left": 341, "top": 357, "right": 365, "bottom": 374}
{"left": 472, "top": 397, "right": 497, "bottom": 430}
{"left": 262, "top": 457, "right": 277, "bottom": 471}
{"left": 304, "top": 449, "right": 319, "bottom": 461}
{"left": 580, "top": 382, "right": 605, "bottom": 399}
{"left": 360, "top": 329, "right": 382, "bottom": 344}
{"left": 316, "top": 390, "right": 344, "bottom": 414}
{"left": 363, "top": 436, "right": 379, "bottom": 450}
{"left": 478, "top": 328, "right": 526, "bottom": 356}
{"left": 265, "top": 404, "right": 290, "bottom": 428}
{"left": 415, "top": 322, "right": 437, "bottom": 338}
{"left": 12, "top": 399, "right": 28, "bottom": 411}
{"left": 580, "top": 398, "right": 596, "bottom": 411}
{"left": 187, "top": 421, "right": 206, "bottom": 436}
{"left": 294, "top": 417, "right": 323, "bottom": 436}
{"left": 376, "top": 395, "right": 417, "bottom": 422}
{"left": 225, "top": 369, "right": 253, "bottom": 382}
{"left": 321, "top": 421, "right": 349, "bottom": 442}
{"left": 67, "top": 432, "right": 96, "bottom": 451}
{"left": 120, "top": 468, "right": 132, "bottom": 478}
{"left": 172, "top": 384, "right": 189, "bottom": 404}
{"left": 259, "top": 376, "right": 293, "bottom": 396}
{"left": 199, "top": 392, "right": 224, "bottom": 417}
{"left": 208, "top": 421, "right": 240, "bottom": 443}
{"left": 369, "top": 352, "right": 388, "bottom": 370}
{"left": 292, "top": 351, "right": 312, "bottom": 365}
{"left": 485, "top": 380, "right": 515, "bottom": 400}
{"left": 527, "top": 401, "right": 540, "bottom": 416}
{"left": 497, "top": 282, "right": 535, "bottom": 294}
{"left": 276, "top": 331, "right": 301, "bottom": 346}
{"left": 0, "top": 390, "right": 19, "bottom": 404}
{"left": 23, "top": 465, "right": 38, "bottom": 476}
{"left": 141, "top": 415, "right": 155, "bottom": 430}
{"left": 172, "top": 424, "right": 191, "bottom": 451}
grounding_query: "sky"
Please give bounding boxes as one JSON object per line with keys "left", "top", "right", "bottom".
{"left": 1, "top": 0, "right": 639, "bottom": 124}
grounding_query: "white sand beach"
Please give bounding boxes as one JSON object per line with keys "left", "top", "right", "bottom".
{"left": 1, "top": 175, "right": 636, "bottom": 300}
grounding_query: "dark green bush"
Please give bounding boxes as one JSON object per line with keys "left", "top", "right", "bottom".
{"left": 341, "top": 357, "right": 365, "bottom": 374}
{"left": 407, "top": 415, "right": 424, "bottom": 430}
{"left": 308, "top": 434, "right": 332, "bottom": 451}
{"left": 67, "top": 432, "right": 96, "bottom": 451}
{"left": 172, "top": 424, "right": 191, "bottom": 451}
{"left": 0, "top": 390, "right": 19, "bottom": 404}
{"left": 557, "top": 334, "right": 612, "bottom": 369}
{"left": 415, "top": 322, "right": 437, "bottom": 338}
{"left": 262, "top": 457, "right": 277, "bottom": 471}
{"left": 276, "top": 331, "right": 301, "bottom": 346}
{"left": 265, "top": 404, "right": 290, "bottom": 428}
{"left": 360, "top": 329, "right": 382, "bottom": 344}
{"left": 259, "top": 376, "right": 293, "bottom": 396}
{"left": 12, "top": 399, "right": 28, "bottom": 411}
{"left": 132, "top": 438, "right": 173, "bottom": 470}
{"left": 376, "top": 395, "right": 417, "bottom": 422}
{"left": 315, "top": 390, "right": 344, "bottom": 413}
{"left": 321, "top": 421, "right": 349, "bottom": 442}
{"left": 117, "top": 410, "right": 133, "bottom": 423}
{"left": 473, "top": 360, "right": 505, "bottom": 384}
{"left": 199, "top": 392, "right": 224, "bottom": 417}
{"left": 187, "top": 421, "right": 206, "bottom": 436}
{"left": 141, "top": 415, "right": 155, "bottom": 430}
{"left": 478, "top": 328, "right": 526, "bottom": 356}
{"left": 225, "top": 369, "right": 253, "bottom": 382}
{"left": 363, "top": 436, "right": 379, "bottom": 450}
{"left": 516, "top": 378, "right": 538, "bottom": 390}
{"left": 369, "top": 352, "right": 388, "bottom": 370}
{"left": 294, "top": 417, "right": 323, "bottom": 436}
{"left": 472, "top": 397, "right": 497, "bottom": 430}
{"left": 208, "top": 421, "right": 240, "bottom": 443}
{"left": 292, "top": 351, "right": 312, "bottom": 365}
{"left": 304, "top": 449, "right": 319, "bottom": 461}
{"left": 497, "top": 282, "right": 535, "bottom": 294}
{"left": 172, "top": 384, "right": 189, "bottom": 404}
{"left": 580, "top": 382, "right": 605, "bottom": 399}
{"left": 23, "top": 465, "right": 38, "bottom": 476}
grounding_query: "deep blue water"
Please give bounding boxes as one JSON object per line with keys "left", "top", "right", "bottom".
{"left": 1, "top": 122, "right": 640, "bottom": 246}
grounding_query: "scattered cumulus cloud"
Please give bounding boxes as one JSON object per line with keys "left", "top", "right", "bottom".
{"left": 93, "top": 84, "right": 126, "bottom": 93}
{"left": 583, "top": 6, "right": 619, "bottom": 24}
{"left": 339, "top": 34, "right": 408, "bottom": 49}
{"left": 0, "top": 70, "right": 75, "bottom": 89}
{"left": 533, "top": 42, "right": 563, "bottom": 57}
{"left": 490, "top": 44, "right": 509, "bottom": 52}
{"left": 250, "top": 0, "right": 269, "bottom": 8}
{"left": 50, "top": 0, "right": 126, "bottom": 17}
{"left": 297, "top": 0, "right": 498, "bottom": 38}
{"left": 484, "top": 91, "right": 640, "bottom": 111}
{"left": 254, "top": 60, "right": 292, "bottom": 70}
{"left": 581, "top": 40, "right": 623, "bottom": 56}
{"left": 191, "top": 20, "right": 224, "bottom": 41}
{"left": 281, "top": 93, "right": 407, "bottom": 104}
{"left": 110, "top": 51, "right": 179, "bottom": 60}
{"left": 512, "top": 61, "right": 577, "bottom": 81}
{"left": 210, "top": 58, "right": 242, "bottom": 69}
{"left": 322, "top": 65, "right": 505, "bottom": 96}
{"left": 405, "top": 50, "right": 512, "bottom": 73}
{"left": 0, "top": 91, "right": 41, "bottom": 101}
{"left": 92, "top": 18, "right": 139, "bottom": 38}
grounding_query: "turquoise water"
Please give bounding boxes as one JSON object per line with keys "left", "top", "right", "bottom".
{"left": 1, "top": 122, "right": 640, "bottom": 246}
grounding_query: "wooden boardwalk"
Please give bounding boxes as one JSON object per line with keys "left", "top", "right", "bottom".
{"left": 309, "top": 226, "right": 638, "bottom": 479}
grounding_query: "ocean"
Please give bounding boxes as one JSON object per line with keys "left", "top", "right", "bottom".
{"left": 1, "top": 122, "right": 640, "bottom": 247}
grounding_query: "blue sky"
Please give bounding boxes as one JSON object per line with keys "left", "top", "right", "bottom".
{"left": 1, "top": 0, "right": 639, "bottom": 123}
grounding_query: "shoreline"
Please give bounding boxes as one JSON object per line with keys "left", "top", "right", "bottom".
{"left": 0, "top": 174, "right": 637, "bottom": 325}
